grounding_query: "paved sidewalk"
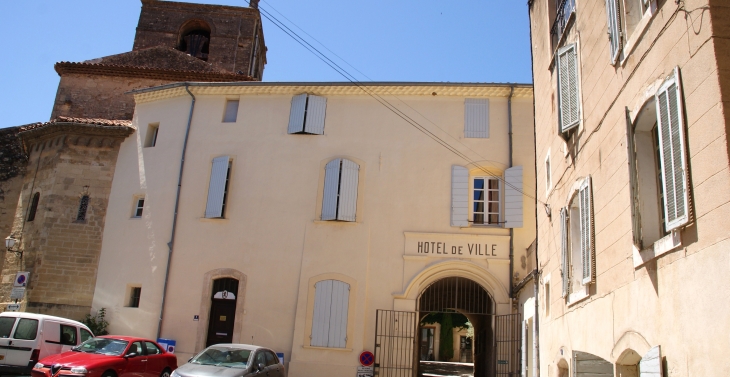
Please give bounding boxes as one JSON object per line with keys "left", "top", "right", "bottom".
{"left": 419, "top": 360, "right": 474, "bottom": 377}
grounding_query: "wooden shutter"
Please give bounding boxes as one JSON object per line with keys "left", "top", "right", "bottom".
{"left": 560, "top": 207, "right": 570, "bottom": 298}
{"left": 327, "top": 280, "right": 350, "bottom": 348}
{"left": 625, "top": 107, "right": 642, "bottom": 246}
{"left": 204, "top": 156, "right": 230, "bottom": 218}
{"left": 639, "top": 346, "right": 662, "bottom": 377}
{"left": 557, "top": 44, "right": 580, "bottom": 133}
{"left": 606, "top": 0, "right": 622, "bottom": 64}
{"left": 464, "top": 99, "right": 490, "bottom": 138}
{"left": 451, "top": 166, "right": 469, "bottom": 226}
{"left": 322, "top": 159, "right": 341, "bottom": 221}
{"left": 288, "top": 94, "right": 307, "bottom": 134}
{"left": 223, "top": 100, "right": 239, "bottom": 122}
{"left": 311, "top": 280, "right": 333, "bottom": 347}
{"left": 337, "top": 159, "right": 359, "bottom": 222}
{"left": 579, "top": 177, "right": 595, "bottom": 284}
{"left": 655, "top": 68, "right": 689, "bottom": 231}
{"left": 304, "top": 95, "right": 327, "bottom": 135}
{"left": 504, "top": 166, "right": 523, "bottom": 228}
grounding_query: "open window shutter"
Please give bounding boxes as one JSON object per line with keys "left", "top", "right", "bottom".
{"left": 504, "top": 166, "right": 523, "bottom": 228}
{"left": 451, "top": 166, "right": 469, "bottom": 226}
{"left": 327, "top": 280, "right": 350, "bottom": 348}
{"left": 606, "top": 0, "right": 622, "bottom": 64}
{"left": 204, "top": 156, "right": 230, "bottom": 218}
{"left": 304, "top": 95, "right": 327, "bottom": 135}
{"left": 521, "top": 321, "right": 528, "bottom": 377}
{"left": 655, "top": 68, "right": 689, "bottom": 231}
{"left": 557, "top": 44, "right": 580, "bottom": 133}
{"left": 321, "top": 159, "right": 341, "bottom": 221}
{"left": 560, "top": 207, "right": 570, "bottom": 298}
{"left": 464, "top": 99, "right": 490, "bottom": 138}
{"left": 288, "top": 94, "right": 307, "bottom": 134}
{"left": 639, "top": 346, "right": 662, "bottom": 377}
{"left": 311, "top": 280, "right": 333, "bottom": 347}
{"left": 337, "top": 159, "right": 359, "bottom": 222}
{"left": 625, "top": 107, "right": 642, "bottom": 247}
{"left": 579, "top": 176, "right": 595, "bottom": 284}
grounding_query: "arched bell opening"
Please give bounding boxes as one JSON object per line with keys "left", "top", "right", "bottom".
{"left": 177, "top": 19, "right": 211, "bottom": 61}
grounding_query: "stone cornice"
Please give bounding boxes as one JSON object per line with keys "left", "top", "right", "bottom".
{"left": 19, "top": 119, "right": 135, "bottom": 146}
{"left": 55, "top": 62, "right": 255, "bottom": 82}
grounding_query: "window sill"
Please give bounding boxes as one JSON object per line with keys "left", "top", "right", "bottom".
{"left": 632, "top": 229, "right": 682, "bottom": 268}
{"left": 302, "top": 345, "right": 352, "bottom": 352}
{"left": 566, "top": 284, "right": 589, "bottom": 307}
{"left": 199, "top": 217, "right": 229, "bottom": 223}
{"left": 313, "top": 220, "right": 358, "bottom": 225}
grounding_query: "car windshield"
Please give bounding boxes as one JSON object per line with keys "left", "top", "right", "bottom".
{"left": 74, "top": 338, "right": 129, "bottom": 356}
{"left": 190, "top": 346, "right": 251, "bottom": 369}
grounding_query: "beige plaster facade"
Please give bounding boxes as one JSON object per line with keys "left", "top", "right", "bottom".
{"left": 91, "top": 82, "right": 535, "bottom": 376}
{"left": 529, "top": 0, "right": 730, "bottom": 375}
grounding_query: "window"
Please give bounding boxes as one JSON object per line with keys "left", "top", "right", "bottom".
{"left": 144, "top": 341, "right": 162, "bottom": 355}
{"left": 544, "top": 279, "right": 551, "bottom": 317}
{"left": 606, "top": 0, "right": 657, "bottom": 64}
{"left": 80, "top": 328, "right": 93, "bottom": 343}
{"left": 128, "top": 341, "right": 143, "bottom": 356}
{"left": 627, "top": 68, "right": 689, "bottom": 252}
{"left": 223, "top": 100, "right": 239, "bottom": 123}
{"left": 0, "top": 317, "right": 16, "bottom": 338}
{"left": 311, "top": 279, "right": 349, "bottom": 348}
{"left": 560, "top": 177, "right": 594, "bottom": 302}
{"left": 205, "top": 156, "right": 232, "bottom": 219}
{"left": 133, "top": 198, "right": 144, "bottom": 218}
{"left": 450, "top": 166, "right": 523, "bottom": 228}
{"left": 288, "top": 94, "right": 327, "bottom": 135}
{"left": 556, "top": 43, "right": 581, "bottom": 134}
{"left": 322, "top": 159, "right": 359, "bottom": 222}
{"left": 549, "top": 0, "right": 576, "bottom": 51}
{"left": 255, "top": 351, "right": 266, "bottom": 367}
{"left": 464, "top": 99, "right": 489, "bottom": 138}
{"left": 60, "top": 325, "right": 77, "bottom": 345}
{"left": 545, "top": 153, "right": 552, "bottom": 194}
{"left": 13, "top": 318, "right": 38, "bottom": 340}
{"left": 27, "top": 192, "right": 40, "bottom": 222}
{"left": 76, "top": 195, "right": 90, "bottom": 222}
{"left": 128, "top": 287, "right": 142, "bottom": 308}
{"left": 145, "top": 124, "right": 159, "bottom": 148}
{"left": 265, "top": 351, "right": 278, "bottom": 366}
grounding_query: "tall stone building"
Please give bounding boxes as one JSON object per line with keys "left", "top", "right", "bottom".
{"left": 527, "top": 0, "right": 730, "bottom": 375}
{"left": 0, "top": 0, "right": 266, "bottom": 320}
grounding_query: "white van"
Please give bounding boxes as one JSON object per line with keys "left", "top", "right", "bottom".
{"left": 0, "top": 312, "right": 94, "bottom": 375}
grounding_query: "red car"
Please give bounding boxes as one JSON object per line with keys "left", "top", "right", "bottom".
{"left": 31, "top": 335, "right": 177, "bottom": 377}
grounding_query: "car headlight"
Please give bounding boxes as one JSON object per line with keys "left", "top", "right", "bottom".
{"left": 70, "top": 366, "right": 87, "bottom": 374}
{"left": 171, "top": 371, "right": 180, "bottom": 377}
{"left": 33, "top": 363, "right": 44, "bottom": 369}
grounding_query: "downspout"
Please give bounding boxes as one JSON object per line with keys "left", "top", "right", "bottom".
{"left": 157, "top": 84, "right": 196, "bottom": 338}
{"left": 508, "top": 86, "right": 515, "bottom": 300}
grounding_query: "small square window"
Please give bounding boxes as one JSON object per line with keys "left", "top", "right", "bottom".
{"left": 145, "top": 124, "right": 159, "bottom": 148}
{"left": 545, "top": 153, "right": 552, "bottom": 194}
{"left": 133, "top": 198, "right": 144, "bottom": 218}
{"left": 128, "top": 287, "right": 141, "bottom": 308}
{"left": 223, "top": 100, "right": 239, "bottom": 123}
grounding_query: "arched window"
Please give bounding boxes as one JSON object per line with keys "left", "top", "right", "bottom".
{"left": 76, "top": 195, "right": 90, "bottom": 222}
{"left": 27, "top": 193, "right": 40, "bottom": 222}
{"left": 177, "top": 20, "right": 211, "bottom": 61}
{"left": 321, "top": 159, "right": 359, "bottom": 222}
{"left": 311, "top": 279, "right": 349, "bottom": 348}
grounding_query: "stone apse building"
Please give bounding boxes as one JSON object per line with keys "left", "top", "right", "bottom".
{"left": 528, "top": 0, "right": 730, "bottom": 375}
{"left": 0, "top": 0, "right": 265, "bottom": 320}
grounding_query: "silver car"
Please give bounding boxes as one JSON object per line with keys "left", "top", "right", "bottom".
{"left": 171, "top": 344, "right": 285, "bottom": 377}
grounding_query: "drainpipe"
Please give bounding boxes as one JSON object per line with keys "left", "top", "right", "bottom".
{"left": 157, "top": 84, "right": 196, "bottom": 339}
{"left": 508, "top": 86, "right": 515, "bottom": 301}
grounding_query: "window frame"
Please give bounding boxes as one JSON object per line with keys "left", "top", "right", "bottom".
{"left": 560, "top": 176, "right": 594, "bottom": 304}
{"left": 556, "top": 42, "right": 582, "bottom": 134}
{"left": 204, "top": 156, "right": 233, "bottom": 219}
{"left": 133, "top": 197, "right": 145, "bottom": 218}
{"left": 60, "top": 324, "right": 77, "bottom": 346}
{"left": 76, "top": 195, "right": 90, "bottom": 222}
{"left": 321, "top": 158, "right": 360, "bottom": 222}
{"left": 471, "top": 176, "right": 501, "bottom": 226}
{"left": 144, "top": 124, "right": 159, "bottom": 148}
{"left": 128, "top": 286, "right": 142, "bottom": 308}
{"left": 223, "top": 99, "right": 240, "bottom": 123}
{"left": 27, "top": 192, "right": 40, "bottom": 222}
{"left": 303, "top": 274, "right": 356, "bottom": 350}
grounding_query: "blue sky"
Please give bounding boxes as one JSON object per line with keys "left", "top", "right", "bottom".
{"left": 0, "top": 0, "right": 532, "bottom": 128}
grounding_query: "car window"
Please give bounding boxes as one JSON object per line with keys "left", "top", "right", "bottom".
{"left": 77, "top": 338, "right": 128, "bottom": 356}
{"left": 60, "top": 325, "right": 77, "bottom": 345}
{"left": 128, "top": 341, "right": 143, "bottom": 356}
{"left": 255, "top": 351, "right": 266, "bottom": 367}
{"left": 144, "top": 341, "right": 162, "bottom": 355}
{"left": 265, "top": 351, "right": 278, "bottom": 366}
{"left": 79, "top": 329, "right": 93, "bottom": 343}
{"left": 0, "top": 318, "right": 16, "bottom": 338}
{"left": 13, "top": 319, "right": 38, "bottom": 340}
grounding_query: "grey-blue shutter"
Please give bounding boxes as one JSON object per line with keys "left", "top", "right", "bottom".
{"left": 451, "top": 166, "right": 469, "bottom": 226}
{"left": 639, "top": 346, "right": 662, "bottom": 377}
{"left": 625, "top": 107, "right": 642, "bottom": 246}
{"left": 322, "top": 159, "right": 341, "bottom": 221}
{"left": 304, "top": 95, "right": 327, "bottom": 135}
{"left": 557, "top": 44, "right": 580, "bottom": 133}
{"left": 579, "top": 176, "right": 594, "bottom": 284}
{"left": 311, "top": 280, "right": 333, "bottom": 347}
{"left": 288, "top": 94, "right": 307, "bottom": 134}
{"left": 223, "top": 100, "right": 239, "bottom": 122}
{"left": 464, "top": 99, "right": 490, "bottom": 138}
{"left": 204, "top": 156, "right": 230, "bottom": 218}
{"left": 337, "top": 159, "right": 359, "bottom": 222}
{"left": 655, "top": 68, "right": 689, "bottom": 231}
{"left": 327, "top": 280, "right": 350, "bottom": 348}
{"left": 606, "top": 0, "right": 622, "bottom": 64}
{"left": 504, "top": 166, "right": 523, "bottom": 228}
{"left": 560, "top": 207, "right": 570, "bottom": 297}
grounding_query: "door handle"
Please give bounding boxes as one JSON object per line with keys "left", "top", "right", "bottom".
{"left": 141, "top": 359, "right": 148, "bottom": 362}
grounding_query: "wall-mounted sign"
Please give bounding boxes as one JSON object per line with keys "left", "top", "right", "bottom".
{"left": 14, "top": 272, "right": 29, "bottom": 287}
{"left": 6, "top": 304, "right": 19, "bottom": 312}
{"left": 357, "top": 366, "right": 374, "bottom": 377}
{"left": 193, "top": 315, "right": 199, "bottom": 321}
{"left": 10, "top": 287, "right": 25, "bottom": 299}
{"left": 404, "top": 232, "right": 510, "bottom": 260}
{"left": 359, "top": 351, "right": 374, "bottom": 367}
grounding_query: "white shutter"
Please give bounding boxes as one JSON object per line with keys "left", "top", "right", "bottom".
{"left": 655, "top": 68, "right": 689, "bottom": 231}
{"left": 625, "top": 107, "right": 642, "bottom": 246}
{"left": 606, "top": 0, "right": 622, "bottom": 64}
{"left": 560, "top": 207, "right": 570, "bottom": 298}
{"left": 304, "top": 95, "right": 327, "bottom": 135}
{"left": 327, "top": 280, "right": 350, "bottom": 348}
{"left": 521, "top": 321, "right": 527, "bottom": 377}
{"left": 223, "top": 100, "right": 239, "bottom": 122}
{"left": 288, "top": 94, "right": 307, "bottom": 134}
{"left": 321, "top": 159, "right": 341, "bottom": 221}
{"left": 464, "top": 99, "right": 490, "bottom": 138}
{"left": 204, "top": 156, "right": 230, "bottom": 218}
{"left": 639, "top": 346, "right": 662, "bottom": 377}
{"left": 504, "top": 166, "right": 523, "bottom": 228}
{"left": 579, "top": 176, "right": 594, "bottom": 284}
{"left": 311, "top": 280, "right": 333, "bottom": 347}
{"left": 557, "top": 44, "right": 580, "bottom": 133}
{"left": 451, "top": 166, "right": 469, "bottom": 226}
{"left": 337, "top": 159, "right": 359, "bottom": 222}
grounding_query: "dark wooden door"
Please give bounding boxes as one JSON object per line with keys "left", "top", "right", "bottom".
{"left": 206, "top": 299, "right": 237, "bottom": 346}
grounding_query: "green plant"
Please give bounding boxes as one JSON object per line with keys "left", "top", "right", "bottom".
{"left": 81, "top": 308, "right": 109, "bottom": 335}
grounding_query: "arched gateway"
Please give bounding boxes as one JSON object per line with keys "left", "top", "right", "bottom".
{"left": 374, "top": 277, "right": 520, "bottom": 377}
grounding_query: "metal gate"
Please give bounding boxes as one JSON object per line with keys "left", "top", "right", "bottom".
{"left": 374, "top": 310, "right": 417, "bottom": 377}
{"left": 495, "top": 313, "right": 521, "bottom": 376}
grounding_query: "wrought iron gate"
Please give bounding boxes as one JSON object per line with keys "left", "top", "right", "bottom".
{"left": 374, "top": 310, "right": 417, "bottom": 377}
{"left": 495, "top": 313, "right": 521, "bottom": 376}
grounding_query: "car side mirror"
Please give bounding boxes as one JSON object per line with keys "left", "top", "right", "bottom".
{"left": 125, "top": 352, "right": 138, "bottom": 358}
{"left": 257, "top": 363, "right": 266, "bottom": 372}
{"left": 188, "top": 357, "right": 193, "bottom": 362}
